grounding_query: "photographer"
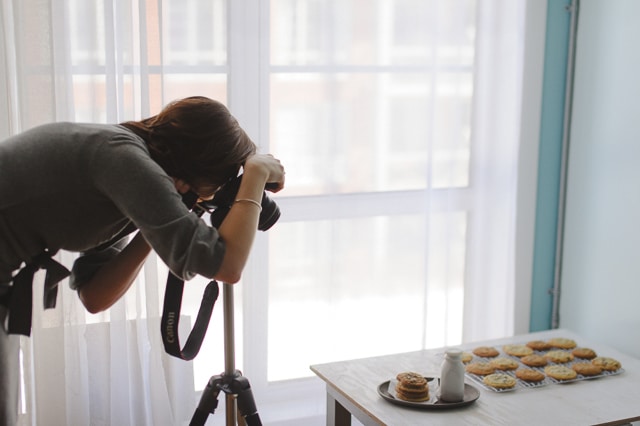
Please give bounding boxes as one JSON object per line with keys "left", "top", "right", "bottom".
{"left": 0, "top": 96, "right": 285, "bottom": 424}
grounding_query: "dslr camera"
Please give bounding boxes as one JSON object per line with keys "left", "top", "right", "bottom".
{"left": 188, "top": 174, "right": 280, "bottom": 230}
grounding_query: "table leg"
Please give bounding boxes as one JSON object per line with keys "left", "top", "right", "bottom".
{"left": 326, "top": 393, "right": 351, "bottom": 426}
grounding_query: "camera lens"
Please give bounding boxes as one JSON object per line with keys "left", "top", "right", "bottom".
{"left": 203, "top": 174, "right": 280, "bottom": 230}
{"left": 258, "top": 195, "right": 280, "bottom": 231}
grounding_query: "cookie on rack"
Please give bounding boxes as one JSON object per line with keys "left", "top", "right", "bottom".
{"left": 591, "top": 356, "right": 622, "bottom": 371}
{"left": 472, "top": 346, "right": 499, "bottom": 358}
{"left": 465, "top": 362, "right": 496, "bottom": 376}
{"left": 395, "top": 371, "right": 430, "bottom": 402}
{"left": 547, "top": 337, "right": 577, "bottom": 349}
{"left": 515, "top": 368, "right": 546, "bottom": 382}
{"left": 572, "top": 347, "right": 597, "bottom": 359}
{"left": 572, "top": 362, "right": 602, "bottom": 377}
{"left": 503, "top": 344, "right": 534, "bottom": 357}
{"left": 483, "top": 373, "right": 517, "bottom": 389}
{"left": 544, "top": 365, "right": 577, "bottom": 381}
{"left": 520, "top": 354, "right": 548, "bottom": 367}
{"left": 544, "top": 350, "right": 574, "bottom": 364}
{"left": 490, "top": 357, "right": 519, "bottom": 371}
{"left": 526, "top": 340, "right": 551, "bottom": 351}
{"left": 460, "top": 351, "right": 473, "bottom": 363}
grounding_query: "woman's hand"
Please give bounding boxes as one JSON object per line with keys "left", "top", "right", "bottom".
{"left": 243, "top": 154, "right": 285, "bottom": 193}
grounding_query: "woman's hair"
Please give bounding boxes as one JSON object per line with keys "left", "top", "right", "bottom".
{"left": 122, "top": 96, "right": 256, "bottom": 189}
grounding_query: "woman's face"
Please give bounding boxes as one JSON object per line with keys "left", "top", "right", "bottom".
{"left": 173, "top": 178, "right": 219, "bottom": 201}
{"left": 192, "top": 183, "right": 219, "bottom": 201}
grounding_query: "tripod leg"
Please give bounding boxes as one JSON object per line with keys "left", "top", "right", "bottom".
{"left": 237, "top": 412, "right": 247, "bottom": 426}
{"left": 190, "top": 375, "right": 223, "bottom": 426}
{"left": 229, "top": 374, "right": 262, "bottom": 426}
{"left": 225, "top": 392, "right": 236, "bottom": 426}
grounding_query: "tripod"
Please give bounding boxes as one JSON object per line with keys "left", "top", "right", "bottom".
{"left": 189, "top": 282, "right": 262, "bottom": 426}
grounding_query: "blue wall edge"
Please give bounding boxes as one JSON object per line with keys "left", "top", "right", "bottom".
{"left": 529, "top": 0, "right": 572, "bottom": 332}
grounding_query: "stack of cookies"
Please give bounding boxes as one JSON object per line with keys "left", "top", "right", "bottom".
{"left": 394, "top": 372, "right": 430, "bottom": 402}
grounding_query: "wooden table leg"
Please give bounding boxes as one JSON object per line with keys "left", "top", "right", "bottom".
{"left": 326, "top": 393, "right": 351, "bottom": 426}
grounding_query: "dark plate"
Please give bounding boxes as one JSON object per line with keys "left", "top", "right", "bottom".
{"left": 378, "top": 378, "right": 480, "bottom": 410}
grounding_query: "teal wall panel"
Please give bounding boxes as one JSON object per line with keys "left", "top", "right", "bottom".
{"left": 530, "top": 0, "right": 572, "bottom": 331}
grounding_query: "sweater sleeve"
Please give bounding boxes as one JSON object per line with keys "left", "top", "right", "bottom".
{"left": 69, "top": 236, "right": 128, "bottom": 290}
{"left": 86, "top": 132, "right": 226, "bottom": 280}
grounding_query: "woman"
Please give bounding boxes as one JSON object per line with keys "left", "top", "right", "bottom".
{"left": 0, "top": 96, "right": 285, "bottom": 424}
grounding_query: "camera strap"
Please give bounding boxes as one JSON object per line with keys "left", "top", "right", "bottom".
{"left": 161, "top": 273, "right": 219, "bottom": 360}
{"left": 160, "top": 190, "right": 219, "bottom": 360}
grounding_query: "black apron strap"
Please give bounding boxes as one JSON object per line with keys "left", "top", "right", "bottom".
{"left": 6, "top": 263, "right": 38, "bottom": 336}
{"left": 42, "top": 256, "right": 72, "bottom": 309}
{"left": 161, "top": 273, "right": 219, "bottom": 360}
{"left": 6, "top": 252, "right": 70, "bottom": 336}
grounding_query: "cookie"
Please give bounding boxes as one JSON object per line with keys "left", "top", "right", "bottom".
{"left": 396, "top": 372, "right": 428, "bottom": 387}
{"left": 526, "top": 340, "right": 551, "bottom": 351}
{"left": 395, "top": 379, "right": 428, "bottom": 391}
{"left": 544, "top": 350, "right": 574, "bottom": 364}
{"left": 490, "top": 357, "right": 519, "bottom": 371}
{"left": 520, "top": 354, "right": 548, "bottom": 367}
{"left": 547, "top": 337, "right": 577, "bottom": 349}
{"left": 515, "top": 368, "right": 545, "bottom": 382}
{"left": 483, "top": 373, "right": 517, "bottom": 389}
{"left": 572, "top": 347, "right": 597, "bottom": 359}
{"left": 395, "top": 387, "right": 430, "bottom": 401}
{"left": 572, "top": 362, "right": 602, "bottom": 376}
{"left": 591, "top": 357, "right": 622, "bottom": 371}
{"left": 503, "top": 344, "right": 533, "bottom": 357}
{"left": 395, "top": 371, "right": 430, "bottom": 402}
{"left": 461, "top": 352, "right": 473, "bottom": 363}
{"left": 472, "top": 346, "right": 499, "bottom": 358}
{"left": 544, "top": 365, "right": 577, "bottom": 381}
{"left": 465, "top": 362, "right": 496, "bottom": 376}
{"left": 395, "top": 385, "right": 430, "bottom": 401}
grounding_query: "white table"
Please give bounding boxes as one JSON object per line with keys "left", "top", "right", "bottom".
{"left": 310, "top": 329, "right": 640, "bottom": 426}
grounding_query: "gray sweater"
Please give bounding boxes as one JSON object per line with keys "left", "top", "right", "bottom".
{"left": 0, "top": 122, "right": 225, "bottom": 287}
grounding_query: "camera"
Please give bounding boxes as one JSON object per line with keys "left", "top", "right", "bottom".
{"left": 196, "top": 175, "right": 280, "bottom": 230}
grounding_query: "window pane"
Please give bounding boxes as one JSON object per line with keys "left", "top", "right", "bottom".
{"left": 267, "top": 212, "right": 466, "bottom": 381}
{"left": 432, "top": 72, "right": 472, "bottom": 188}
{"left": 69, "top": 0, "right": 106, "bottom": 66}
{"left": 270, "top": 0, "right": 475, "bottom": 66}
{"left": 163, "top": 0, "right": 227, "bottom": 66}
{"left": 163, "top": 74, "right": 227, "bottom": 104}
{"left": 270, "top": 72, "right": 471, "bottom": 194}
{"left": 72, "top": 75, "right": 108, "bottom": 122}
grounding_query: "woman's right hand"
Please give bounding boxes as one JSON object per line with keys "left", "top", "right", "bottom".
{"left": 243, "top": 154, "right": 285, "bottom": 193}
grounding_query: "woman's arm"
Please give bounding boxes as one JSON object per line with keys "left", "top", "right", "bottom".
{"left": 213, "top": 154, "right": 285, "bottom": 284}
{"left": 77, "top": 154, "right": 284, "bottom": 311}
{"left": 78, "top": 232, "right": 151, "bottom": 313}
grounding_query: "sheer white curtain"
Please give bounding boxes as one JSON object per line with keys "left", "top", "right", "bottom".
{"left": 1, "top": 0, "right": 530, "bottom": 425}
{"left": 259, "top": 0, "right": 527, "bottom": 383}
{"left": 2, "top": 1, "right": 208, "bottom": 425}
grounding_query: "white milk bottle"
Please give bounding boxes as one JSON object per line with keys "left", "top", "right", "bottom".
{"left": 439, "top": 349, "right": 465, "bottom": 402}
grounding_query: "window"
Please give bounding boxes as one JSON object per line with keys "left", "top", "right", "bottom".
{"left": 265, "top": 0, "right": 476, "bottom": 383}
{"left": 11, "top": 0, "right": 525, "bottom": 423}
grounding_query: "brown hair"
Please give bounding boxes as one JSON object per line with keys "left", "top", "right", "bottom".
{"left": 122, "top": 96, "right": 256, "bottom": 188}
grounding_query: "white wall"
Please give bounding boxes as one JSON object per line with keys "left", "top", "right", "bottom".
{"left": 560, "top": 0, "right": 640, "bottom": 358}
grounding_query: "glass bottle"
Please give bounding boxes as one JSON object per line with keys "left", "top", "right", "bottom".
{"left": 439, "top": 349, "right": 465, "bottom": 402}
